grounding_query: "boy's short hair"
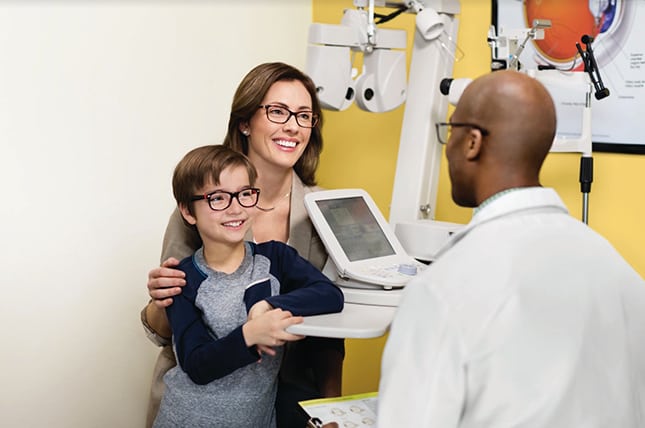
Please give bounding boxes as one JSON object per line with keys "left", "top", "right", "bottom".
{"left": 172, "top": 145, "right": 258, "bottom": 214}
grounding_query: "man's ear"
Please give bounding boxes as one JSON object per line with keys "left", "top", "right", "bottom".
{"left": 464, "top": 128, "right": 484, "bottom": 161}
{"left": 178, "top": 203, "right": 197, "bottom": 226}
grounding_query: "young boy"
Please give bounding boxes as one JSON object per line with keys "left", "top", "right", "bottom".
{"left": 153, "top": 145, "right": 344, "bottom": 428}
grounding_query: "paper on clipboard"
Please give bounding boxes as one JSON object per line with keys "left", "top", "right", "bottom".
{"left": 299, "top": 391, "right": 378, "bottom": 427}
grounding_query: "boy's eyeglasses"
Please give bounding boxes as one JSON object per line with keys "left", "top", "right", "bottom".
{"left": 259, "top": 104, "right": 319, "bottom": 128}
{"left": 191, "top": 188, "right": 260, "bottom": 211}
{"left": 435, "top": 122, "right": 490, "bottom": 145}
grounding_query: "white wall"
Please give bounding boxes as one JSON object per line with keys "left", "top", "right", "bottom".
{"left": 0, "top": 1, "right": 310, "bottom": 426}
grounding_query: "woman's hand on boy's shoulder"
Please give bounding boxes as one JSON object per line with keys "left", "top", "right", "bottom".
{"left": 147, "top": 257, "right": 186, "bottom": 308}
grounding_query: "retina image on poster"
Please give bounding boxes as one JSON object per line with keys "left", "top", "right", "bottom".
{"left": 494, "top": 0, "right": 645, "bottom": 153}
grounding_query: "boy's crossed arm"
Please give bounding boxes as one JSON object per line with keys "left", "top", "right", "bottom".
{"left": 244, "top": 300, "right": 305, "bottom": 358}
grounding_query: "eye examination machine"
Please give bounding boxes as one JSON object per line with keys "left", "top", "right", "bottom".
{"left": 287, "top": 0, "right": 611, "bottom": 339}
{"left": 306, "top": 0, "right": 468, "bottom": 260}
{"left": 287, "top": 0, "right": 466, "bottom": 338}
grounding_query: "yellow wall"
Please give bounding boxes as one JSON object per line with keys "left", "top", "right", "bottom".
{"left": 313, "top": 0, "right": 645, "bottom": 395}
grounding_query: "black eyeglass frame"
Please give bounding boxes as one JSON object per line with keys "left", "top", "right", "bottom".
{"left": 190, "top": 188, "right": 261, "bottom": 211}
{"left": 258, "top": 104, "right": 319, "bottom": 128}
{"left": 435, "top": 122, "right": 490, "bottom": 145}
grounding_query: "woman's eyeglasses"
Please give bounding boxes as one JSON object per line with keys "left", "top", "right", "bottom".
{"left": 259, "top": 105, "right": 319, "bottom": 128}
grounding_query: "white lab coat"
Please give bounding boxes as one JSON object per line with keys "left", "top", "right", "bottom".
{"left": 378, "top": 187, "right": 645, "bottom": 428}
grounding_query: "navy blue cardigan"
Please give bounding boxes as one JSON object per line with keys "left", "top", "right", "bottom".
{"left": 165, "top": 240, "right": 344, "bottom": 385}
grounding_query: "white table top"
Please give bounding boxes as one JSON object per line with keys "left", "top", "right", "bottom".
{"left": 286, "top": 302, "right": 397, "bottom": 339}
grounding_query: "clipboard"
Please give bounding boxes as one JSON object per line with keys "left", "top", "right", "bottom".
{"left": 300, "top": 391, "right": 378, "bottom": 427}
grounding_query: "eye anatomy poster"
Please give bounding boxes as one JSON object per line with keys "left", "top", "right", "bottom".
{"left": 494, "top": 0, "right": 645, "bottom": 153}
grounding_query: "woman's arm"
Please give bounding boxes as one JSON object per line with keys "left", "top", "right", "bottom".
{"left": 142, "top": 258, "right": 186, "bottom": 340}
{"left": 141, "top": 208, "right": 201, "bottom": 342}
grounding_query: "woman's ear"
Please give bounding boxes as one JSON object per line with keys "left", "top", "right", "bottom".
{"left": 178, "top": 203, "right": 197, "bottom": 226}
{"left": 239, "top": 122, "right": 250, "bottom": 136}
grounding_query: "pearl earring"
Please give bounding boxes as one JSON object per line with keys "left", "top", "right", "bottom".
{"left": 242, "top": 130, "right": 250, "bottom": 136}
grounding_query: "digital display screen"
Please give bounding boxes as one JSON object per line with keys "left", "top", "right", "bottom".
{"left": 316, "top": 197, "right": 395, "bottom": 262}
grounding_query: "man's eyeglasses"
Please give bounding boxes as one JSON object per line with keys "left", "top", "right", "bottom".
{"left": 191, "top": 188, "right": 260, "bottom": 211}
{"left": 259, "top": 105, "right": 319, "bottom": 128}
{"left": 435, "top": 122, "right": 490, "bottom": 145}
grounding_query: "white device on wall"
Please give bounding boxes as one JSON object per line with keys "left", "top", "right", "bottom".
{"left": 304, "top": 189, "right": 427, "bottom": 290}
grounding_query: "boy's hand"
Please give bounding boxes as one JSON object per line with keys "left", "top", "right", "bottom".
{"left": 147, "top": 257, "right": 186, "bottom": 308}
{"left": 247, "top": 299, "right": 273, "bottom": 321}
{"left": 242, "top": 308, "right": 305, "bottom": 357}
{"left": 247, "top": 300, "right": 276, "bottom": 355}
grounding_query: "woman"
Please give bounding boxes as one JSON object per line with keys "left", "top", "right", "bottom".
{"left": 141, "top": 62, "right": 344, "bottom": 428}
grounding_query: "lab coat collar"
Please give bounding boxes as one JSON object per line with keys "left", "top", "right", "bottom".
{"left": 435, "top": 187, "right": 569, "bottom": 259}
{"left": 471, "top": 187, "right": 568, "bottom": 224}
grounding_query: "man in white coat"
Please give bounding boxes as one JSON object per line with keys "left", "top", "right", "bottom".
{"left": 377, "top": 70, "right": 645, "bottom": 427}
